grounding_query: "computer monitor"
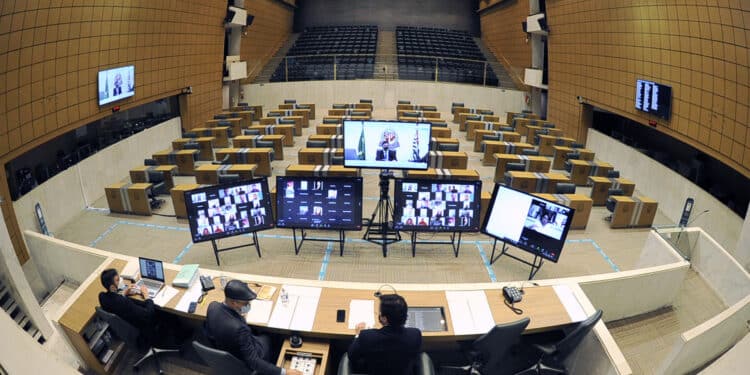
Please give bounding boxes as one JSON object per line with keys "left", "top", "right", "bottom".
{"left": 98, "top": 65, "right": 135, "bottom": 106}
{"left": 342, "top": 120, "right": 431, "bottom": 170}
{"left": 393, "top": 179, "right": 482, "bottom": 232}
{"left": 275, "top": 176, "right": 363, "bottom": 230}
{"left": 138, "top": 257, "right": 165, "bottom": 282}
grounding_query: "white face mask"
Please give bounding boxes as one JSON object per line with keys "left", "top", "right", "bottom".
{"left": 239, "top": 302, "right": 251, "bottom": 315}
{"left": 117, "top": 279, "right": 127, "bottom": 292}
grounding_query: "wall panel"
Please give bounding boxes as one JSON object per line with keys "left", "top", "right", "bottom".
{"left": 479, "top": 0, "right": 531, "bottom": 84}
{"left": 242, "top": 0, "right": 295, "bottom": 82}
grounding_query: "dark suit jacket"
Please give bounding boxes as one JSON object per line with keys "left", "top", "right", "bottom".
{"left": 348, "top": 325, "right": 422, "bottom": 375}
{"left": 113, "top": 86, "right": 122, "bottom": 96}
{"left": 98, "top": 291, "right": 155, "bottom": 331}
{"left": 204, "top": 302, "right": 281, "bottom": 375}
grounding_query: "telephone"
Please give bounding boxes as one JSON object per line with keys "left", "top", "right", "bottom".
{"left": 503, "top": 286, "right": 523, "bottom": 304}
{"left": 200, "top": 275, "right": 215, "bottom": 292}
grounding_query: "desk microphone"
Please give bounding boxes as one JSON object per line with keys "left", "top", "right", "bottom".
{"left": 374, "top": 284, "right": 397, "bottom": 298}
{"left": 687, "top": 210, "right": 710, "bottom": 226}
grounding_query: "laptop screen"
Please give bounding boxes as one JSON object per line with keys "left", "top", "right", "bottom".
{"left": 406, "top": 307, "right": 447, "bottom": 332}
{"left": 138, "top": 257, "right": 165, "bottom": 282}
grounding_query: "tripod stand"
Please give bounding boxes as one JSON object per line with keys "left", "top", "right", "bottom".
{"left": 363, "top": 170, "right": 401, "bottom": 256}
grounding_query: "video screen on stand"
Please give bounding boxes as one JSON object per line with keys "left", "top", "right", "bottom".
{"left": 393, "top": 179, "right": 482, "bottom": 232}
{"left": 343, "top": 120, "right": 431, "bottom": 170}
{"left": 276, "top": 176, "right": 363, "bottom": 230}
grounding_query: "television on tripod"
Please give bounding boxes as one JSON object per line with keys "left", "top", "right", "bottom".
{"left": 342, "top": 120, "right": 431, "bottom": 170}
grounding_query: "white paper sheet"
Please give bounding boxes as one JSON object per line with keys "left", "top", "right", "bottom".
{"left": 245, "top": 299, "right": 274, "bottom": 324}
{"left": 445, "top": 290, "right": 496, "bottom": 335}
{"left": 268, "top": 295, "right": 299, "bottom": 328}
{"left": 348, "top": 299, "right": 375, "bottom": 329}
{"left": 267, "top": 285, "right": 321, "bottom": 331}
{"left": 153, "top": 286, "right": 179, "bottom": 307}
{"left": 553, "top": 285, "right": 587, "bottom": 322}
{"left": 175, "top": 279, "right": 203, "bottom": 313}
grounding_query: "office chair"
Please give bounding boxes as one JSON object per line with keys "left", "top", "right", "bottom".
{"left": 284, "top": 99, "right": 296, "bottom": 104}
{"left": 333, "top": 104, "right": 347, "bottom": 109}
{"left": 431, "top": 122, "right": 448, "bottom": 127}
{"left": 607, "top": 170, "right": 620, "bottom": 178}
{"left": 438, "top": 143, "right": 460, "bottom": 152}
{"left": 147, "top": 171, "right": 167, "bottom": 209}
{"left": 604, "top": 189, "right": 624, "bottom": 222}
{"left": 500, "top": 126, "right": 515, "bottom": 132}
{"left": 278, "top": 119, "right": 296, "bottom": 125}
{"left": 243, "top": 129, "right": 261, "bottom": 136}
{"left": 570, "top": 142, "right": 585, "bottom": 149}
{"left": 212, "top": 155, "right": 231, "bottom": 165}
{"left": 338, "top": 352, "right": 435, "bottom": 375}
{"left": 144, "top": 159, "right": 159, "bottom": 166}
{"left": 307, "top": 140, "right": 328, "bottom": 148}
{"left": 192, "top": 341, "right": 256, "bottom": 375}
{"left": 182, "top": 142, "right": 200, "bottom": 150}
{"left": 443, "top": 318, "right": 530, "bottom": 375}
{"left": 506, "top": 162, "right": 526, "bottom": 172}
{"left": 516, "top": 310, "right": 602, "bottom": 375}
{"left": 541, "top": 123, "right": 555, "bottom": 128}
{"left": 554, "top": 138, "right": 566, "bottom": 146}
{"left": 95, "top": 307, "right": 179, "bottom": 374}
{"left": 452, "top": 102, "right": 464, "bottom": 108}
{"left": 218, "top": 174, "right": 241, "bottom": 184}
{"left": 482, "top": 134, "right": 500, "bottom": 142}
{"left": 331, "top": 156, "right": 344, "bottom": 165}
{"left": 213, "top": 114, "right": 229, "bottom": 120}
{"left": 522, "top": 149, "right": 539, "bottom": 156}
{"left": 555, "top": 183, "right": 576, "bottom": 194}
{"left": 237, "top": 102, "right": 249, "bottom": 106}
{"left": 360, "top": 99, "right": 373, "bottom": 104}
{"left": 183, "top": 132, "right": 198, "bottom": 139}
{"left": 323, "top": 118, "right": 341, "bottom": 124}
{"left": 402, "top": 111, "right": 419, "bottom": 118}
{"left": 255, "top": 140, "right": 275, "bottom": 150}
{"left": 351, "top": 111, "right": 368, "bottom": 117}
{"left": 398, "top": 100, "right": 411, "bottom": 104}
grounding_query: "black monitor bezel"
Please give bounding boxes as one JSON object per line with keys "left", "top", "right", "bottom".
{"left": 275, "top": 176, "right": 364, "bottom": 230}
{"left": 342, "top": 119, "right": 432, "bottom": 171}
{"left": 393, "top": 178, "right": 483, "bottom": 233}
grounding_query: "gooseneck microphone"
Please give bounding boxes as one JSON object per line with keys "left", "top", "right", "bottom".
{"left": 687, "top": 210, "right": 710, "bottom": 226}
{"left": 373, "top": 284, "right": 397, "bottom": 298}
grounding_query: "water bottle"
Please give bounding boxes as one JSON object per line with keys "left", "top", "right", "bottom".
{"left": 281, "top": 288, "right": 289, "bottom": 306}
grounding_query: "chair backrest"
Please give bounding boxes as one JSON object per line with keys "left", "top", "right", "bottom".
{"left": 144, "top": 158, "right": 159, "bottom": 166}
{"left": 95, "top": 307, "right": 140, "bottom": 349}
{"left": 605, "top": 197, "right": 617, "bottom": 213}
{"left": 482, "top": 134, "right": 500, "bottom": 141}
{"left": 607, "top": 170, "right": 620, "bottom": 178}
{"left": 219, "top": 174, "right": 241, "bottom": 184}
{"left": 542, "top": 123, "right": 555, "bottom": 128}
{"left": 147, "top": 170, "right": 165, "bottom": 184}
{"left": 182, "top": 142, "right": 200, "bottom": 150}
{"left": 331, "top": 156, "right": 344, "bottom": 165}
{"left": 323, "top": 118, "right": 341, "bottom": 124}
{"left": 522, "top": 149, "right": 539, "bottom": 156}
{"left": 284, "top": 99, "right": 296, "bottom": 104}
{"left": 184, "top": 132, "right": 198, "bottom": 139}
{"left": 243, "top": 129, "right": 261, "bottom": 136}
{"left": 351, "top": 111, "right": 368, "bottom": 116}
{"left": 506, "top": 162, "right": 526, "bottom": 172}
{"left": 360, "top": 99, "right": 373, "bottom": 104}
{"left": 474, "top": 317, "right": 531, "bottom": 374}
{"left": 571, "top": 142, "right": 585, "bottom": 149}
{"left": 437, "top": 143, "right": 459, "bottom": 152}
{"left": 307, "top": 140, "right": 328, "bottom": 148}
{"left": 500, "top": 126, "right": 515, "bottom": 132}
{"left": 255, "top": 140, "right": 274, "bottom": 149}
{"left": 451, "top": 102, "right": 464, "bottom": 108}
{"left": 430, "top": 122, "right": 447, "bottom": 128}
{"left": 566, "top": 152, "right": 580, "bottom": 160}
{"left": 192, "top": 341, "right": 254, "bottom": 375}
{"left": 333, "top": 104, "right": 347, "bottom": 109}
{"left": 402, "top": 111, "right": 419, "bottom": 118}
{"left": 607, "top": 188, "right": 624, "bottom": 197}
{"left": 556, "top": 183, "right": 576, "bottom": 194}
{"left": 398, "top": 100, "right": 411, "bottom": 104}
{"left": 553, "top": 310, "right": 603, "bottom": 361}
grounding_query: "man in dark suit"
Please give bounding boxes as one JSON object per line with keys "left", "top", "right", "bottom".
{"left": 204, "top": 280, "right": 302, "bottom": 375}
{"left": 98, "top": 268, "right": 155, "bottom": 335}
{"left": 348, "top": 294, "right": 422, "bottom": 375}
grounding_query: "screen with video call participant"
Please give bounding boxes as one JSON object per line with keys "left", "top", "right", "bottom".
{"left": 276, "top": 176, "right": 363, "bottom": 230}
{"left": 343, "top": 120, "right": 431, "bottom": 170}
{"left": 184, "top": 177, "right": 274, "bottom": 243}
{"left": 393, "top": 179, "right": 482, "bottom": 232}
{"left": 482, "top": 185, "right": 575, "bottom": 263}
{"left": 98, "top": 65, "right": 135, "bottom": 106}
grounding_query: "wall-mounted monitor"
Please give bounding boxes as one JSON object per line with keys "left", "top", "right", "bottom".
{"left": 393, "top": 179, "right": 482, "bottom": 232}
{"left": 482, "top": 185, "right": 574, "bottom": 263}
{"left": 98, "top": 65, "right": 135, "bottom": 106}
{"left": 635, "top": 79, "right": 671, "bottom": 120}
{"left": 276, "top": 176, "right": 363, "bottom": 230}
{"left": 343, "top": 120, "right": 431, "bottom": 170}
{"left": 184, "top": 177, "right": 274, "bottom": 243}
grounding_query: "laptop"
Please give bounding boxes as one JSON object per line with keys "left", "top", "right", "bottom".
{"left": 134, "top": 257, "right": 165, "bottom": 298}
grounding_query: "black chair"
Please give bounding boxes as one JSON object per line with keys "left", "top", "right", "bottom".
{"left": 554, "top": 138, "right": 566, "bottom": 146}
{"left": 307, "top": 140, "right": 328, "bottom": 148}
{"left": 192, "top": 341, "right": 256, "bottom": 375}
{"left": 452, "top": 102, "right": 464, "bottom": 108}
{"left": 219, "top": 174, "right": 241, "bottom": 184}
{"left": 183, "top": 132, "right": 198, "bottom": 139}
{"left": 255, "top": 140, "right": 275, "bottom": 150}
{"left": 278, "top": 119, "right": 296, "bottom": 125}
{"left": 431, "top": 122, "right": 448, "bottom": 128}
{"left": 604, "top": 189, "right": 624, "bottom": 221}
{"left": 333, "top": 104, "right": 348, "bottom": 109}
{"left": 146, "top": 171, "right": 167, "bottom": 209}
{"left": 482, "top": 134, "right": 500, "bottom": 142}
{"left": 517, "top": 310, "right": 603, "bottom": 375}
{"left": 213, "top": 155, "right": 231, "bottom": 165}
{"left": 144, "top": 158, "right": 159, "bottom": 166}
{"left": 506, "top": 162, "right": 526, "bottom": 172}
{"left": 182, "top": 142, "right": 200, "bottom": 150}
{"left": 541, "top": 123, "right": 555, "bottom": 128}
{"left": 398, "top": 100, "right": 411, "bottom": 104}
{"left": 522, "top": 149, "right": 539, "bottom": 156}
{"left": 284, "top": 99, "right": 296, "bottom": 104}
{"left": 402, "top": 111, "right": 420, "bottom": 118}
{"left": 555, "top": 183, "right": 576, "bottom": 194}
{"left": 331, "top": 156, "right": 344, "bottom": 165}
{"left": 607, "top": 170, "right": 620, "bottom": 178}
{"left": 438, "top": 143, "right": 460, "bottom": 152}
{"left": 323, "top": 118, "right": 341, "bottom": 124}
{"left": 360, "top": 99, "right": 373, "bottom": 104}
{"left": 338, "top": 352, "right": 435, "bottom": 375}
{"left": 500, "top": 126, "right": 515, "bottom": 132}
{"left": 444, "top": 318, "right": 530, "bottom": 375}
{"left": 95, "top": 307, "right": 179, "bottom": 374}
{"left": 242, "top": 129, "right": 261, "bottom": 136}
{"left": 570, "top": 142, "right": 585, "bottom": 149}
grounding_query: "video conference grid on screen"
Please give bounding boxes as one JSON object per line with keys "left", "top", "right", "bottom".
{"left": 393, "top": 179, "right": 482, "bottom": 232}
{"left": 185, "top": 178, "right": 273, "bottom": 243}
{"left": 98, "top": 65, "right": 135, "bottom": 106}
{"left": 482, "top": 185, "right": 574, "bottom": 263}
{"left": 276, "top": 176, "right": 363, "bottom": 230}
{"left": 343, "top": 120, "right": 431, "bottom": 170}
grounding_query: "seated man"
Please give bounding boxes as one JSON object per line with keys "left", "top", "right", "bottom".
{"left": 348, "top": 294, "right": 422, "bottom": 375}
{"left": 204, "top": 280, "right": 302, "bottom": 375}
{"left": 98, "top": 268, "right": 155, "bottom": 336}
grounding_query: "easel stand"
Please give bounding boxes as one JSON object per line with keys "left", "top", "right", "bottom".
{"left": 489, "top": 238, "right": 544, "bottom": 280}
{"left": 211, "top": 232, "right": 261, "bottom": 266}
{"left": 363, "top": 170, "right": 401, "bottom": 257}
{"left": 292, "top": 228, "right": 347, "bottom": 256}
{"left": 409, "top": 231, "right": 463, "bottom": 257}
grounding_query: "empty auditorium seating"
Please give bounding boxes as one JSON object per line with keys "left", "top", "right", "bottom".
{"left": 271, "top": 25, "right": 378, "bottom": 82}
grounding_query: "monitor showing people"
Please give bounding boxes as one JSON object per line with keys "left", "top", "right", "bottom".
{"left": 343, "top": 120, "right": 431, "bottom": 170}
{"left": 185, "top": 178, "right": 274, "bottom": 243}
{"left": 98, "top": 65, "right": 135, "bottom": 106}
{"left": 393, "top": 179, "right": 482, "bottom": 232}
{"left": 276, "top": 176, "right": 363, "bottom": 230}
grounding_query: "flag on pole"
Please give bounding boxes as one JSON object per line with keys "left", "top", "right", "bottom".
{"left": 411, "top": 128, "right": 420, "bottom": 162}
{"left": 357, "top": 127, "right": 366, "bottom": 160}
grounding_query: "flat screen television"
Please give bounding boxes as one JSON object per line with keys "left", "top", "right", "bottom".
{"left": 275, "top": 176, "right": 363, "bottom": 230}
{"left": 482, "top": 185, "right": 574, "bottom": 263}
{"left": 393, "top": 179, "right": 482, "bottom": 232}
{"left": 98, "top": 65, "right": 135, "bottom": 106}
{"left": 635, "top": 79, "right": 671, "bottom": 120}
{"left": 343, "top": 120, "right": 431, "bottom": 170}
{"left": 184, "top": 177, "right": 274, "bottom": 243}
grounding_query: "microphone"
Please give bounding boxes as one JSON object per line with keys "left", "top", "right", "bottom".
{"left": 373, "top": 284, "right": 397, "bottom": 298}
{"left": 687, "top": 210, "right": 710, "bottom": 226}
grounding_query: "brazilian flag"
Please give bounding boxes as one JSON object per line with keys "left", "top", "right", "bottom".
{"left": 357, "top": 128, "right": 366, "bottom": 160}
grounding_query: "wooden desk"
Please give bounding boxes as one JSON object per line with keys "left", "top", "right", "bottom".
{"left": 329, "top": 108, "right": 372, "bottom": 118}
{"left": 429, "top": 151, "right": 468, "bottom": 169}
{"left": 506, "top": 112, "right": 540, "bottom": 126}
{"left": 171, "top": 183, "right": 202, "bottom": 218}
{"left": 316, "top": 124, "right": 342, "bottom": 135}
{"left": 458, "top": 113, "right": 499, "bottom": 131}
{"left": 322, "top": 115, "right": 369, "bottom": 124}
{"left": 430, "top": 126, "right": 451, "bottom": 138}
{"left": 194, "top": 164, "right": 258, "bottom": 185}
{"left": 398, "top": 116, "right": 444, "bottom": 123}
{"left": 466, "top": 120, "right": 505, "bottom": 140}
{"left": 473, "top": 130, "right": 522, "bottom": 152}
{"left": 172, "top": 137, "right": 215, "bottom": 161}
{"left": 230, "top": 105, "right": 263, "bottom": 121}
{"left": 152, "top": 149, "right": 198, "bottom": 175}
{"left": 105, "top": 182, "right": 152, "bottom": 216}
{"left": 453, "top": 108, "right": 494, "bottom": 123}
{"left": 268, "top": 109, "right": 310, "bottom": 127}
{"left": 214, "top": 148, "right": 273, "bottom": 176}
{"left": 277, "top": 339, "right": 329, "bottom": 375}
{"left": 397, "top": 110, "right": 441, "bottom": 119}
{"left": 482, "top": 141, "right": 534, "bottom": 166}
{"left": 567, "top": 160, "right": 614, "bottom": 186}
{"left": 404, "top": 168, "right": 480, "bottom": 181}
{"left": 298, "top": 148, "right": 343, "bottom": 165}
{"left": 233, "top": 135, "right": 286, "bottom": 160}
{"left": 307, "top": 134, "right": 344, "bottom": 148}
{"left": 129, "top": 165, "right": 178, "bottom": 191}
{"left": 331, "top": 103, "right": 371, "bottom": 111}
{"left": 537, "top": 135, "right": 576, "bottom": 156}
{"left": 247, "top": 125, "right": 295, "bottom": 146}
{"left": 589, "top": 177, "right": 636, "bottom": 206}
{"left": 524, "top": 125, "right": 563, "bottom": 143}
{"left": 552, "top": 146, "right": 595, "bottom": 170}
{"left": 260, "top": 116, "right": 303, "bottom": 136}
{"left": 285, "top": 165, "right": 361, "bottom": 178}
{"left": 429, "top": 137, "right": 460, "bottom": 151}
{"left": 279, "top": 103, "right": 316, "bottom": 119}
{"left": 610, "top": 195, "right": 658, "bottom": 229}
{"left": 480, "top": 190, "right": 492, "bottom": 225}
{"left": 397, "top": 104, "right": 438, "bottom": 112}
{"left": 534, "top": 193, "right": 593, "bottom": 230}
{"left": 218, "top": 110, "right": 254, "bottom": 129}
{"left": 504, "top": 171, "right": 571, "bottom": 194}
{"left": 206, "top": 118, "right": 243, "bottom": 137}
{"left": 191, "top": 126, "right": 230, "bottom": 148}
{"left": 493, "top": 154, "right": 551, "bottom": 183}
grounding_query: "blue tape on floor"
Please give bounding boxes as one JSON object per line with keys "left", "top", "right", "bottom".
{"left": 90, "top": 223, "right": 119, "bottom": 247}
{"left": 589, "top": 240, "right": 620, "bottom": 272}
{"left": 173, "top": 242, "right": 194, "bottom": 264}
{"left": 318, "top": 242, "right": 333, "bottom": 280}
{"left": 474, "top": 243, "right": 497, "bottom": 282}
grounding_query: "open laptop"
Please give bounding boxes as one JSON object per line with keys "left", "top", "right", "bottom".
{"left": 134, "top": 257, "right": 165, "bottom": 298}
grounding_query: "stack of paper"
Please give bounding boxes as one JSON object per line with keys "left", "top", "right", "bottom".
{"left": 246, "top": 299, "right": 274, "bottom": 324}
{"left": 153, "top": 286, "right": 179, "bottom": 307}
{"left": 348, "top": 300, "right": 375, "bottom": 329}
{"left": 445, "top": 290, "right": 495, "bottom": 335}
{"left": 267, "top": 285, "right": 322, "bottom": 331}
{"left": 553, "top": 285, "right": 587, "bottom": 322}
{"left": 175, "top": 280, "right": 204, "bottom": 313}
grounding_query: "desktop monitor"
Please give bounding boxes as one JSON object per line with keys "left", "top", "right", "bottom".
{"left": 393, "top": 179, "right": 482, "bottom": 232}
{"left": 482, "top": 185, "right": 575, "bottom": 263}
{"left": 275, "top": 176, "right": 363, "bottom": 230}
{"left": 98, "top": 65, "right": 135, "bottom": 106}
{"left": 343, "top": 120, "right": 431, "bottom": 170}
{"left": 184, "top": 177, "right": 274, "bottom": 243}
{"left": 635, "top": 79, "right": 672, "bottom": 120}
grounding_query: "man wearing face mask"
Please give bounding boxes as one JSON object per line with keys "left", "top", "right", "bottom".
{"left": 98, "top": 268, "right": 155, "bottom": 335}
{"left": 204, "top": 280, "right": 303, "bottom": 375}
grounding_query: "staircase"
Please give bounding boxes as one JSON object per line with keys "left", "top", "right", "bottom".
{"left": 0, "top": 276, "right": 45, "bottom": 344}
{"left": 373, "top": 31, "right": 398, "bottom": 80}
{"left": 473, "top": 37, "right": 518, "bottom": 89}
{"left": 254, "top": 33, "right": 301, "bottom": 83}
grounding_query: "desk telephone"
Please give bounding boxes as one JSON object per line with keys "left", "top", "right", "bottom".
{"left": 503, "top": 286, "right": 523, "bottom": 303}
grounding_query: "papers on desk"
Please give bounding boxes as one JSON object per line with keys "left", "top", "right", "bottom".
{"left": 348, "top": 300, "right": 375, "bottom": 329}
{"left": 246, "top": 299, "right": 274, "bottom": 324}
{"left": 153, "top": 286, "right": 179, "bottom": 307}
{"left": 267, "top": 285, "right": 321, "bottom": 331}
{"left": 175, "top": 278, "right": 203, "bottom": 313}
{"left": 445, "top": 290, "right": 495, "bottom": 335}
{"left": 553, "top": 285, "right": 587, "bottom": 322}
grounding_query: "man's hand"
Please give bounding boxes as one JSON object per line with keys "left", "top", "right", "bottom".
{"left": 286, "top": 369, "right": 304, "bottom": 375}
{"left": 139, "top": 285, "right": 149, "bottom": 297}
{"left": 355, "top": 322, "right": 366, "bottom": 335}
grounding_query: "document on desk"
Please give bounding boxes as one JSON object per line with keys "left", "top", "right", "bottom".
{"left": 267, "top": 285, "right": 321, "bottom": 331}
{"left": 348, "top": 300, "right": 375, "bottom": 329}
{"left": 246, "top": 299, "right": 274, "bottom": 324}
{"left": 445, "top": 290, "right": 495, "bottom": 335}
{"left": 553, "top": 285, "right": 587, "bottom": 322}
{"left": 175, "top": 280, "right": 203, "bottom": 313}
{"left": 153, "top": 286, "right": 179, "bottom": 307}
